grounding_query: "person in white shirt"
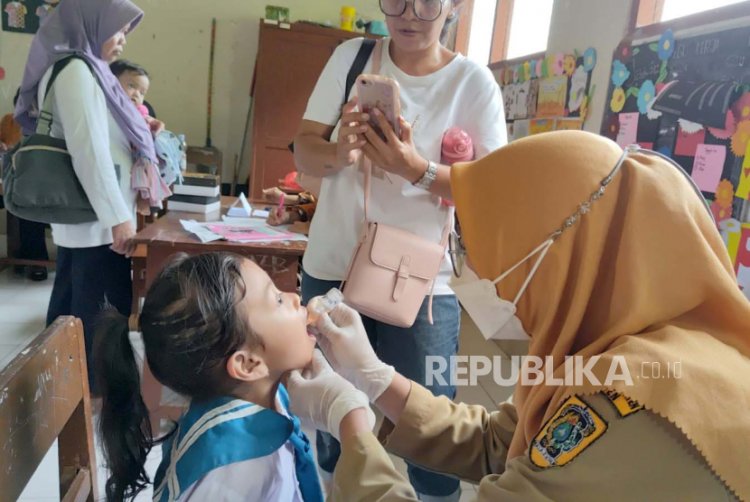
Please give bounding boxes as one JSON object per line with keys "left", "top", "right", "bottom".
{"left": 293, "top": 0, "right": 506, "bottom": 499}
{"left": 14, "top": 0, "right": 169, "bottom": 393}
{"left": 94, "top": 253, "right": 362, "bottom": 501}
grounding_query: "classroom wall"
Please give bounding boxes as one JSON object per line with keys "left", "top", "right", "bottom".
{"left": 546, "top": 0, "right": 635, "bottom": 133}
{"left": 0, "top": 0, "right": 638, "bottom": 187}
{"left": 0, "top": 0, "right": 383, "bottom": 183}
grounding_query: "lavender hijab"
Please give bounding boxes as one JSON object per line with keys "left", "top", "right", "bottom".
{"left": 14, "top": 0, "right": 170, "bottom": 207}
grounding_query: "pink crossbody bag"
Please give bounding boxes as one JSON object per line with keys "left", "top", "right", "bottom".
{"left": 341, "top": 40, "right": 451, "bottom": 328}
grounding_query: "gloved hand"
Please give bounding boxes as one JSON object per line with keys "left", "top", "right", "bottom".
{"left": 315, "top": 303, "right": 395, "bottom": 402}
{"left": 287, "top": 350, "right": 375, "bottom": 440}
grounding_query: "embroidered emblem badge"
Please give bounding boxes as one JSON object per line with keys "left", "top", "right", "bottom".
{"left": 529, "top": 395, "right": 607, "bottom": 468}
{"left": 603, "top": 390, "right": 644, "bottom": 417}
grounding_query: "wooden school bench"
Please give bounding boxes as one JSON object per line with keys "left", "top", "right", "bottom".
{"left": 0, "top": 316, "right": 97, "bottom": 502}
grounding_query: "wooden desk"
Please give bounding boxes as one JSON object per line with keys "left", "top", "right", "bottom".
{"left": 0, "top": 184, "right": 55, "bottom": 271}
{"left": 132, "top": 198, "right": 306, "bottom": 304}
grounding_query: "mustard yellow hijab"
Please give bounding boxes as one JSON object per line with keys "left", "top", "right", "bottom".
{"left": 451, "top": 131, "right": 750, "bottom": 499}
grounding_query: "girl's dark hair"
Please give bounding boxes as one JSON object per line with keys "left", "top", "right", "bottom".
{"left": 94, "top": 252, "right": 260, "bottom": 501}
{"left": 109, "top": 59, "right": 150, "bottom": 78}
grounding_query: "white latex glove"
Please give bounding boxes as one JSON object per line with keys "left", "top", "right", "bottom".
{"left": 315, "top": 303, "right": 395, "bottom": 402}
{"left": 287, "top": 350, "right": 375, "bottom": 440}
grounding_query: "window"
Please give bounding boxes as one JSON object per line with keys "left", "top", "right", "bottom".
{"left": 467, "top": 0, "right": 498, "bottom": 64}
{"left": 637, "top": 0, "right": 750, "bottom": 26}
{"left": 505, "top": 0, "right": 554, "bottom": 59}
{"left": 463, "top": 0, "right": 554, "bottom": 65}
{"left": 661, "top": 0, "right": 747, "bottom": 21}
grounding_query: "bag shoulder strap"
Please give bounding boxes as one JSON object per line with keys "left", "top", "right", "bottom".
{"left": 362, "top": 39, "right": 451, "bottom": 246}
{"left": 289, "top": 38, "right": 376, "bottom": 153}
{"left": 38, "top": 55, "right": 93, "bottom": 134}
{"left": 362, "top": 39, "right": 383, "bottom": 221}
{"left": 344, "top": 38, "right": 377, "bottom": 103}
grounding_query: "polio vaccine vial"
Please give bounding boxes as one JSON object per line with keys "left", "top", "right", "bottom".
{"left": 306, "top": 288, "right": 344, "bottom": 325}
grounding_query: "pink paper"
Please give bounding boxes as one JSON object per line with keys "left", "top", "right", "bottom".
{"left": 691, "top": 144, "right": 726, "bottom": 193}
{"left": 674, "top": 127, "right": 706, "bottom": 157}
{"left": 637, "top": 142, "right": 654, "bottom": 150}
{"left": 615, "top": 112, "right": 639, "bottom": 148}
{"left": 206, "top": 224, "right": 296, "bottom": 242}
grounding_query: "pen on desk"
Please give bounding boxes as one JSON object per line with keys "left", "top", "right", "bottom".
{"left": 276, "top": 194, "right": 285, "bottom": 219}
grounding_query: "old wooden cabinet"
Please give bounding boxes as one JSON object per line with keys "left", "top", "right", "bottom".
{"left": 249, "top": 21, "right": 377, "bottom": 199}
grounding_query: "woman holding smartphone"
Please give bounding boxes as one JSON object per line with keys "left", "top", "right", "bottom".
{"left": 293, "top": 0, "right": 506, "bottom": 499}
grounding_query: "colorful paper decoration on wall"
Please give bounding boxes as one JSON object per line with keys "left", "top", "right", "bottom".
{"left": 529, "top": 118, "right": 556, "bottom": 135}
{"left": 498, "top": 47, "right": 597, "bottom": 141}
{"left": 616, "top": 112, "right": 639, "bottom": 147}
{"left": 602, "top": 25, "right": 750, "bottom": 292}
{"left": 537, "top": 76, "right": 568, "bottom": 117}
{"left": 2, "top": 0, "right": 59, "bottom": 34}
{"left": 556, "top": 118, "right": 584, "bottom": 131}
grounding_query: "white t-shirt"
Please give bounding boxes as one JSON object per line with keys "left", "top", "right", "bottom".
{"left": 302, "top": 38, "right": 507, "bottom": 295}
{"left": 38, "top": 59, "right": 136, "bottom": 249}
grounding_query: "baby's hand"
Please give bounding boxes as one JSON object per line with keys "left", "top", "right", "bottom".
{"left": 147, "top": 117, "right": 165, "bottom": 136}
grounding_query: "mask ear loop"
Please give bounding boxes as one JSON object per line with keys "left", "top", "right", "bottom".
{"left": 491, "top": 238, "right": 555, "bottom": 305}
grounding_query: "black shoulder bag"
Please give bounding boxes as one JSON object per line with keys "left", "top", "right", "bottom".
{"left": 3, "top": 56, "right": 99, "bottom": 224}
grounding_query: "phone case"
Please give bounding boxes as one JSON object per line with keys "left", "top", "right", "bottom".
{"left": 356, "top": 74, "right": 401, "bottom": 138}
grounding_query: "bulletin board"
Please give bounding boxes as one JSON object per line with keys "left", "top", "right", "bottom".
{"left": 494, "top": 48, "right": 597, "bottom": 141}
{"left": 601, "top": 25, "right": 750, "bottom": 295}
{"left": 2, "top": 0, "right": 58, "bottom": 34}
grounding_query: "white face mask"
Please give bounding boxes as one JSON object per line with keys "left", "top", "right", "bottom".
{"left": 449, "top": 239, "right": 554, "bottom": 341}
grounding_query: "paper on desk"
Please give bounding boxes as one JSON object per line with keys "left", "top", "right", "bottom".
{"left": 207, "top": 221, "right": 307, "bottom": 242}
{"left": 180, "top": 220, "right": 222, "bottom": 243}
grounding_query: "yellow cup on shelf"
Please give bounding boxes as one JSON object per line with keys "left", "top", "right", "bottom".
{"left": 340, "top": 6, "right": 356, "bottom": 31}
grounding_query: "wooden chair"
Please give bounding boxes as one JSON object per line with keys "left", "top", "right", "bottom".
{"left": 0, "top": 316, "right": 98, "bottom": 502}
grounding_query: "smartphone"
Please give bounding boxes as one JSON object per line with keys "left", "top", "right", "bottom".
{"left": 355, "top": 74, "right": 401, "bottom": 140}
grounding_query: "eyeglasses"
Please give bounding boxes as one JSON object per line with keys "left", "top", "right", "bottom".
{"left": 380, "top": 0, "right": 447, "bottom": 22}
{"left": 448, "top": 218, "right": 466, "bottom": 277}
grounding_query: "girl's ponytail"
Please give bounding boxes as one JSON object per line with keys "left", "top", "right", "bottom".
{"left": 94, "top": 307, "right": 153, "bottom": 502}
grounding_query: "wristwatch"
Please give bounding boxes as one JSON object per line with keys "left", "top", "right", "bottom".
{"left": 413, "top": 160, "right": 438, "bottom": 191}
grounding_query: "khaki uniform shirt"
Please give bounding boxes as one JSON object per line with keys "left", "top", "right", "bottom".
{"left": 332, "top": 383, "right": 737, "bottom": 501}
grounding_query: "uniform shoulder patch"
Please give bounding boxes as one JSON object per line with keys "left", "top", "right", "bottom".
{"left": 603, "top": 390, "right": 644, "bottom": 417}
{"left": 529, "top": 395, "right": 608, "bottom": 469}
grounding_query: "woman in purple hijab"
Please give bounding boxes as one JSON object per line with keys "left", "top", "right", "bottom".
{"left": 15, "top": 0, "right": 169, "bottom": 391}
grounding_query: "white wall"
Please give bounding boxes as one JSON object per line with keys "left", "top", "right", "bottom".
{"left": 546, "top": 0, "right": 635, "bottom": 133}
{"left": 0, "top": 0, "right": 382, "bottom": 182}
{"left": 0, "top": 0, "right": 638, "bottom": 183}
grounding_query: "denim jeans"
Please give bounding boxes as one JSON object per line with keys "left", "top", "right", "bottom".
{"left": 302, "top": 271, "right": 461, "bottom": 498}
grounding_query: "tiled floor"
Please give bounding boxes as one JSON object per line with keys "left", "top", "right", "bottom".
{"left": 1, "top": 247, "right": 511, "bottom": 501}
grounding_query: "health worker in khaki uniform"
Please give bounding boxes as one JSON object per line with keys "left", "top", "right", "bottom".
{"left": 288, "top": 131, "right": 750, "bottom": 501}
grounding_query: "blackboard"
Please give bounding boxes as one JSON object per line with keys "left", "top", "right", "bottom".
{"left": 602, "top": 24, "right": 750, "bottom": 294}
{"left": 602, "top": 25, "right": 750, "bottom": 223}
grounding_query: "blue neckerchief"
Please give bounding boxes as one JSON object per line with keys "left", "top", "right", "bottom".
{"left": 152, "top": 385, "right": 322, "bottom": 502}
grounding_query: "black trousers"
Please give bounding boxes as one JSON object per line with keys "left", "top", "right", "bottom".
{"left": 18, "top": 218, "right": 49, "bottom": 262}
{"left": 46, "top": 245, "right": 132, "bottom": 392}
